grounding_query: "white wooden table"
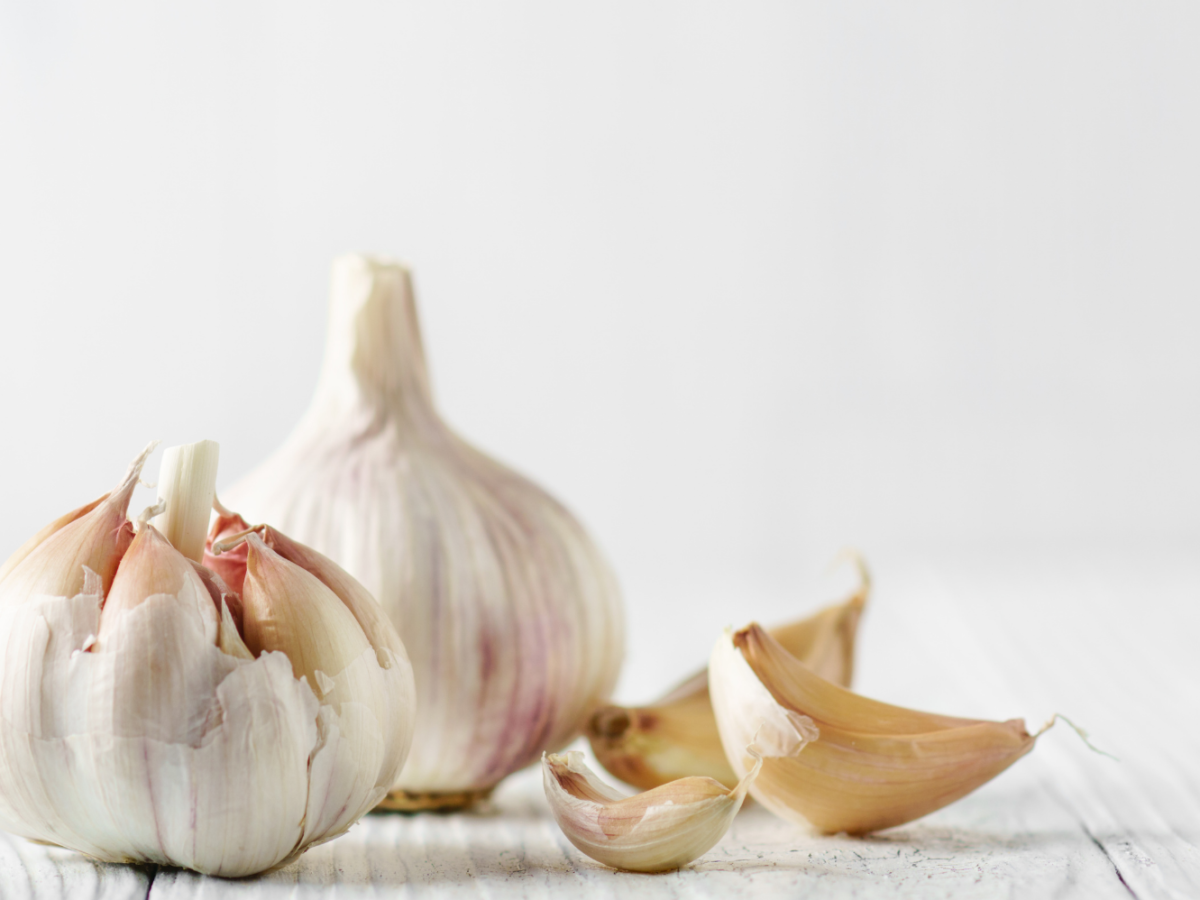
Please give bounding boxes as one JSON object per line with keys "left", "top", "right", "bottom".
{"left": 2, "top": 545, "right": 1196, "bottom": 899}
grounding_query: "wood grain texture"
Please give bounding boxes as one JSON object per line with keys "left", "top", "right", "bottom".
{"left": 1, "top": 546, "right": 1196, "bottom": 898}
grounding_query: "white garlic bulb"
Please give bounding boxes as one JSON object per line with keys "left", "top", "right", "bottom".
{"left": 223, "top": 254, "right": 625, "bottom": 808}
{"left": 0, "top": 441, "right": 416, "bottom": 876}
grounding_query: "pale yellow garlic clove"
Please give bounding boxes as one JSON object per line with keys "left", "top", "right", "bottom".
{"left": 587, "top": 556, "right": 868, "bottom": 791}
{"left": 542, "top": 750, "right": 763, "bottom": 873}
{"left": 709, "top": 623, "right": 1038, "bottom": 835}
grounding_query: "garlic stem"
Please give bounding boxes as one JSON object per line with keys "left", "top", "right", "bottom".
{"left": 311, "top": 255, "right": 434, "bottom": 422}
{"left": 151, "top": 440, "right": 220, "bottom": 562}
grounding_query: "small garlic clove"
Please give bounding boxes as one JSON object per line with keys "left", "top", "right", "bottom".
{"left": 587, "top": 558, "right": 868, "bottom": 792}
{"left": 710, "top": 623, "right": 1037, "bottom": 835}
{"left": 240, "top": 532, "right": 373, "bottom": 685}
{"left": 0, "top": 443, "right": 156, "bottom": 605}
{"left": 96, "top": 525, "right": 218, "bottom": 651}
{"left": 542, "top": 750, "right": 762, "bottom": 873}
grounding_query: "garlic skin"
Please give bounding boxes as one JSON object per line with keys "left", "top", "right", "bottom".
{"left": 542, "top": 750, "right": 763, "bottom": 873}
{"left": 709, "top": 624, "right": 1037, "bottom": 835}
{"left": 222, "top": 254, "right": 625, "bottom": 807}
{"left": 0, "top": 444, "right": 416, "bottom": 876}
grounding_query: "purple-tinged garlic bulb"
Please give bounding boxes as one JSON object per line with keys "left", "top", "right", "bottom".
{"left": 222, "top": 254, "right": 625, "bottom": 809}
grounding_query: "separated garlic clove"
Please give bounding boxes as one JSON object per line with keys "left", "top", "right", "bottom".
{"left": 0, "top": 443, "right": 156, "bottom": 604}
{"left": 222, "top": 254, "right": 625, "bottom": 809}
{"left": 0, "top": 441, "right": 417, "bottom": 876}
{"left": 709, "top": 623, "right": 1038, "bottom": 835}
{"left": 542, "top": 750, "right": 764, "bottom": 873}
{"left": 587, "top": 558, "right": 868, "bottom": 791}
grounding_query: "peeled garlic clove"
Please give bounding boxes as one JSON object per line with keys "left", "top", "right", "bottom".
{"left": 542, "top": 750, "right": 763, "bottom": 873}
{"left": 710, "top": 623, "right": 1037, "bottom": 835}
{"left": 0, "top": 442, "right": 417, "bottom": 876}
{"left": 222, "top": 253, "right": 625, "bottom": 809}
{"left": 0, "top": 443, "right": 155, "bottom": 604}
{"left": 588, "top": 560, "right": 868, "bottom": 791}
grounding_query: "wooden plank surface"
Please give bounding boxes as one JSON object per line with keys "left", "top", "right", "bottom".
{"left": 1, "top": 546, "right": 1196, "bottom": 899}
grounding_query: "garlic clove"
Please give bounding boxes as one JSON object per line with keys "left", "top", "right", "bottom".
{"left": 96, "top": 524, "right": 218, "bottom": 651}
{"left": 709, "top": 623, "right": 1037, "bottom": 835}
{"left": 240, "top": 531, "right": 373, "bottom": 686}
{"left": 0, "top": 494, "right": 105, "bottom": 586}
{"left": 239, "top": 530, "right": 414, "bottom": 834}
{"left": 587, "top": 559, "right": 868, "bottom": 791}
{"left": 189, "top": 559, "right": 245, "bottom": 648}
{"left": 207, "top": 514, "right": 410, "bottom": 674}
{"left": 542, "top": 750, "right": 763, "bottom": 873}
{"left": 0, "top": 443, "right": 156, "bottom": 605}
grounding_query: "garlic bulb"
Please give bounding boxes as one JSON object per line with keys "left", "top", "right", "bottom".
{"left": 0, "top": 441, "right": 415, "bottom": 876}
{"left": 223, "top": 254, "right": 625, "bottom": 809}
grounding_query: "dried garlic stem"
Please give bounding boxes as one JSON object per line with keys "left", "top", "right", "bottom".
{"left": 152, "top": 440, "right": 220, "bottom": 562}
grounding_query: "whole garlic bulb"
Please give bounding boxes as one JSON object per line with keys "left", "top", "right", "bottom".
{"left": 0, "top": 442, "right": 416, "bottom": 876}
{"left": 223, "top": 254, "right": 625, "bottom": 808}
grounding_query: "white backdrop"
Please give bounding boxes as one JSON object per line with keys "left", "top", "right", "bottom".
{"left": 1, "top": 2, "right": 1196, "bottom": 698}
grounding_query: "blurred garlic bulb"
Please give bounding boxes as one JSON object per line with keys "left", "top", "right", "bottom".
{"left": 223, "top": 254, "right": 625, "bottom": 809}
{"left": 0, "top": 441, "right": 415, "bottom": 876}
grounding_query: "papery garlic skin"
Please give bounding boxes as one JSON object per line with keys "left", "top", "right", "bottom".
{"left": 542, "top": 751, "right": 761, "bottom": 873}
{"left": 0, "top": 445, "right": 416, "bottom": 876}
{"left": 222, "top": 254, "right": 624, "bottom": 807}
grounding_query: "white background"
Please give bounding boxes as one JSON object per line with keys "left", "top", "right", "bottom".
{"left": 1, "top": 2, "right": 1196, "bottom": 700}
